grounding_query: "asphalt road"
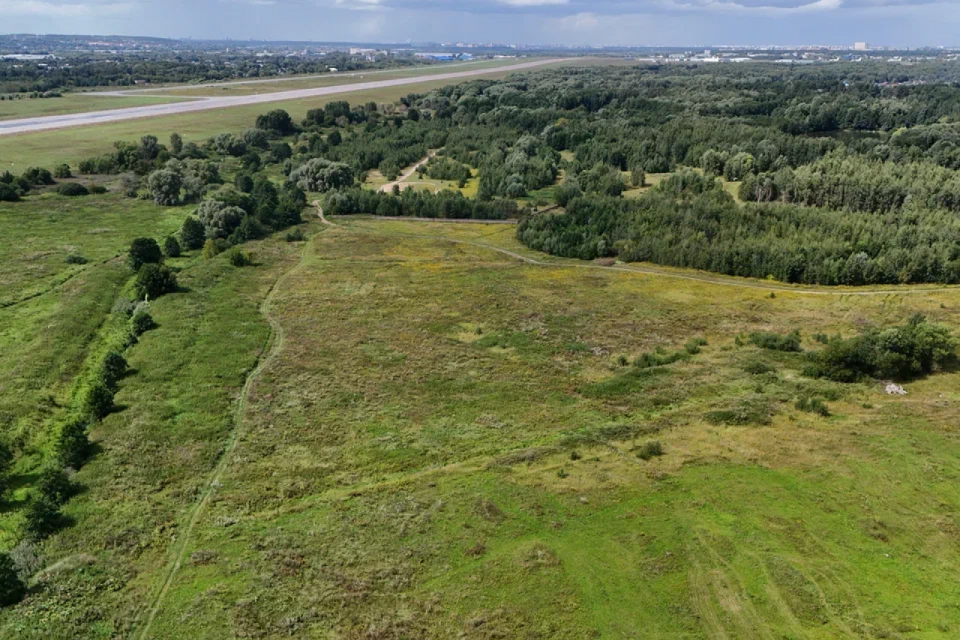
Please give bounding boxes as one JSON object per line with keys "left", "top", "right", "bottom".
{"left": 0, "top": 59, "right": 564, "bottom": 137}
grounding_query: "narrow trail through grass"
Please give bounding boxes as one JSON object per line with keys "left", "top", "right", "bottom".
{"left": 316, "top": 205, "right": 960, "bottom": 297}
{"left": 132, "top": 232, "right": 318, "bottom": 640}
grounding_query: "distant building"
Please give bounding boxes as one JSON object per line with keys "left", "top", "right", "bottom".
{"left": 854, "top": 42, "right": 869, "bottom": 51}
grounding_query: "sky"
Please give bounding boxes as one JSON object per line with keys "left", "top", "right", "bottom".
{"left": 1, "top": 0, "right": 959, "bottom": 48}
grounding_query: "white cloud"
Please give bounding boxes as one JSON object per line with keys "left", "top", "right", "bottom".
{"left": 556, "top": 11, "right": 600, "bottom": 28}
{"left": 662, "top": 0, "right": 842, "bottom": 14}
{"left": 0, "top": 0, "right": 133, "bottom": 16}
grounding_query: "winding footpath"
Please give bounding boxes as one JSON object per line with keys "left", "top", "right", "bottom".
{"left": 133, "top": 236, "right": 315, "bottom": 640}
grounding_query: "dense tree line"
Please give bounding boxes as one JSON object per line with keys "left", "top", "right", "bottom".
{"left": 517, "top": 173, "right": 960, "bottom": 285}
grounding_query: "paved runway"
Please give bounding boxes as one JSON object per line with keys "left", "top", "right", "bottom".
{"left": 0, "top": 59, "right": 564, "bottom": 137}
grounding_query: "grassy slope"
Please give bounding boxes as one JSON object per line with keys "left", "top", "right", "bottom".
{"left": 0, "top": 59, "right": 589, "bottom": 170}
{"left": 120, "top": 219, "right": 960, "bottom": 639}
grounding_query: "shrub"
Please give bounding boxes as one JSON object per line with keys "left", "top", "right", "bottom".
{"left": 179, "top": 216, "right": 206, "bottom": 250}
{"left": 635, "top": 440, "right": 664, "bottom": 460}
{"left": 22, "top": 496, "right": 62, "bottom": 540}
{"left": 100, "top": 351, "right": 128, "bottom": 390}
{"left": 202, "top": 239, "right": 222, "bottom": 260}
{"left": 134, "top": 264, "right": 177, "bottom": 300}
{"left": 0, "top": 553, "right": 26, "bottom": 607}
{"left": 742, "top": 359, "right": 776, "bottom": 375}
{"left": 89, "top": 185, "right": 107, "bottom": 195}
{"left": 807, "top": 314, "right": 956, "bottom": 382}
{"left": 795, "top": 397, "right": 831, "bottom": 417}
{"left": 284, "top": 227, "right": 305, "bottom": 242}
{"left": 0, "top": 442, "right": 12, "bottom": 495}
{"left": 56, "top": 182, "right": 88, "bottom": 197}
{"left": 705, "top": 395, "right": 775, "bottom": 426}
{"left": 22, "top": 167, "right": 53, "bottom": 186}
{"left": 131, "top": 309, "right": 156, "bottom": 336}
{"left": 54, "top": 418, "right": 90, "bottom": 469}
{"left": 685, "top": 337, "right": 708, "bottom": 355}
{"left": 748, "top": 330, "right": 802, "bottom": 352}
{"left": 53, "top": 163, "right": 71, "bottom": 179}
{"left": 0, "top": 183, "right": 19, "bottom": 202}
{"left": 163, "top": 235, "right": 181, "bottom": 258}
{"left": 36, "top": 466, "right": 73, "bottom": 506}
{"left": 65, "top": 254, "right": 87, "bottom": 265}
{"left": 227, "top": 248, "right": 252, "bottom": 267}
{"left": 83, "top": 380, "right": 114, "bottom": 421}
{"left": 128, "top": 237, "right": 162, "bottom": 270}
{"left": 147, "top": 169, "right": 182, "bottom": 206}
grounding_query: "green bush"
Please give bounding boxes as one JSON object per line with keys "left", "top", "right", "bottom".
{"left": 635, "top": 440, "right": 664, "bottom": 460}
{"left": 128, "top": 237, "right": 162, "bottom": 270}
{"left": 65, "top": 254, "right": 88, "bottom": 265}
{"left": 706, "top": 395, "right": 775, "bottom": 426}
{"left": 748, "top": 330, "right": 803, "bottom": 352}
{"left": 795, "top": 397, "right": 831, "bottom": 417}
{"left": 807, "top": 315, "right": 956, "bottom": 382}
{"left": 100, "top": 351, "right": 128, "bottom": 390}
{"left": 134, "top": 264, "right": 177, "bottom": 300}
{"left": 54, "top": 418, "right": 90, "bottom": 469}
{"left": 131, "top": 309, "right": 156, "bottom": 336}
{"left": 82, "top": 380, "right": 114, "bottom": 421}
{"left": 285, "top": 227, "right": 305, "bottom": 242}
{"left": 0, "top": 553, "right": 25, "bottom": 607}
{"left": 22, "top": 496, "right": 62, "bottom": 540}
{"left": 36, "top": 466, "right": 74, "bottom": 506}
{"left": 57, "top": 182, "right": 88, "bottom": 197}
{"left": 53, "top": 163, "right": 71, "bottom": 179}
{"left": 179, "top": 216, "right": 206, "bottom": 250}
{"left": 163, "top": 235, "right": 181, "bottom": 258}
{"left": 89, "top": 185, "right": 107, "bottom": 195}
{"left": 227, "top": 248, "right": 252, "bottom": 267}
{"left": 742, "top": 359, "right": 776, "bottom": 375}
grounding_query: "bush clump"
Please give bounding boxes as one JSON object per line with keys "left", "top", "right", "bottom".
{"left": 795, "top": 396, "right": 831, "bottom": 417}
{"left": 163, "top": 235, "right": 181, "bottom": 258}
{"left": 706, "top": 394, "right": 776, "bottom": 426}
{"left": 131, "top": 309, "right": 156, "bottom": 336}
{"left": 805, "top": 314, "right": 956, "bottom": 382}
{"left": 56, "top": 182, "right": 88, "bottom": 197}
{"left": 227, "top": 248, "right": 252, "bottom": 267}
{"left": 54, "top": 418, "right": 90, "bottom": 469}
{"left": 128, "top": 237, "right": 162, "bottom": 271}
{"left": 0, "top": 553, "right": 26, "bottom": 607}
{"left": 284, "top": 227, "right": 305, "bottom": 242}
{"left": 134, "top": 264, "right": 177, "bottom": 300}
{"left": 748, "top": 330, "right": 803, "bottom": 352}
{"left": 635, "top": 440, "right": 664, "bottom": 460}
{"left": 22, "top": 496, "right": 62, "bottom": 541}
{"left": 36, "top": 466, "right": 74, "bottom": 506}
{"left": 65, "top": 254, "right": 88, "bottom": 265}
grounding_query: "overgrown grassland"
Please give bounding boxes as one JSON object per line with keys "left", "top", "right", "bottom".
{"left": 115, "top": 219, "right": 960, "bottom": 639}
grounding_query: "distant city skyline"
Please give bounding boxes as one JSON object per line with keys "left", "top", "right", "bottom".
{"left": 1, "top": 0, "right": 957, "bottom": 48}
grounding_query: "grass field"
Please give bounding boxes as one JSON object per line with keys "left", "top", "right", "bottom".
{"left": 3, "top": 188, "right": 957, "bottom": 637}
{"left": 0, "top": 94, "right": 193, "bottom": 122}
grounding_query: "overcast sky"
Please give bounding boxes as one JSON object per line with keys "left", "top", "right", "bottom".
{"left": 1, "top": 0, "right": 958, "bottom": 47}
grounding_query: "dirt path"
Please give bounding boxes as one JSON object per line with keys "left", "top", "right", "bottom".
{"left": 0, "top": 60, "right": 565, "bottom": 137}
{"left": 133, "top": 235, "right": 316, "bottom": 639}
{"left": 377, "top": 151, "right": 438, "bottom": 194}
{"left": 315, "top": 204, "right": 960, "bottom": 297}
